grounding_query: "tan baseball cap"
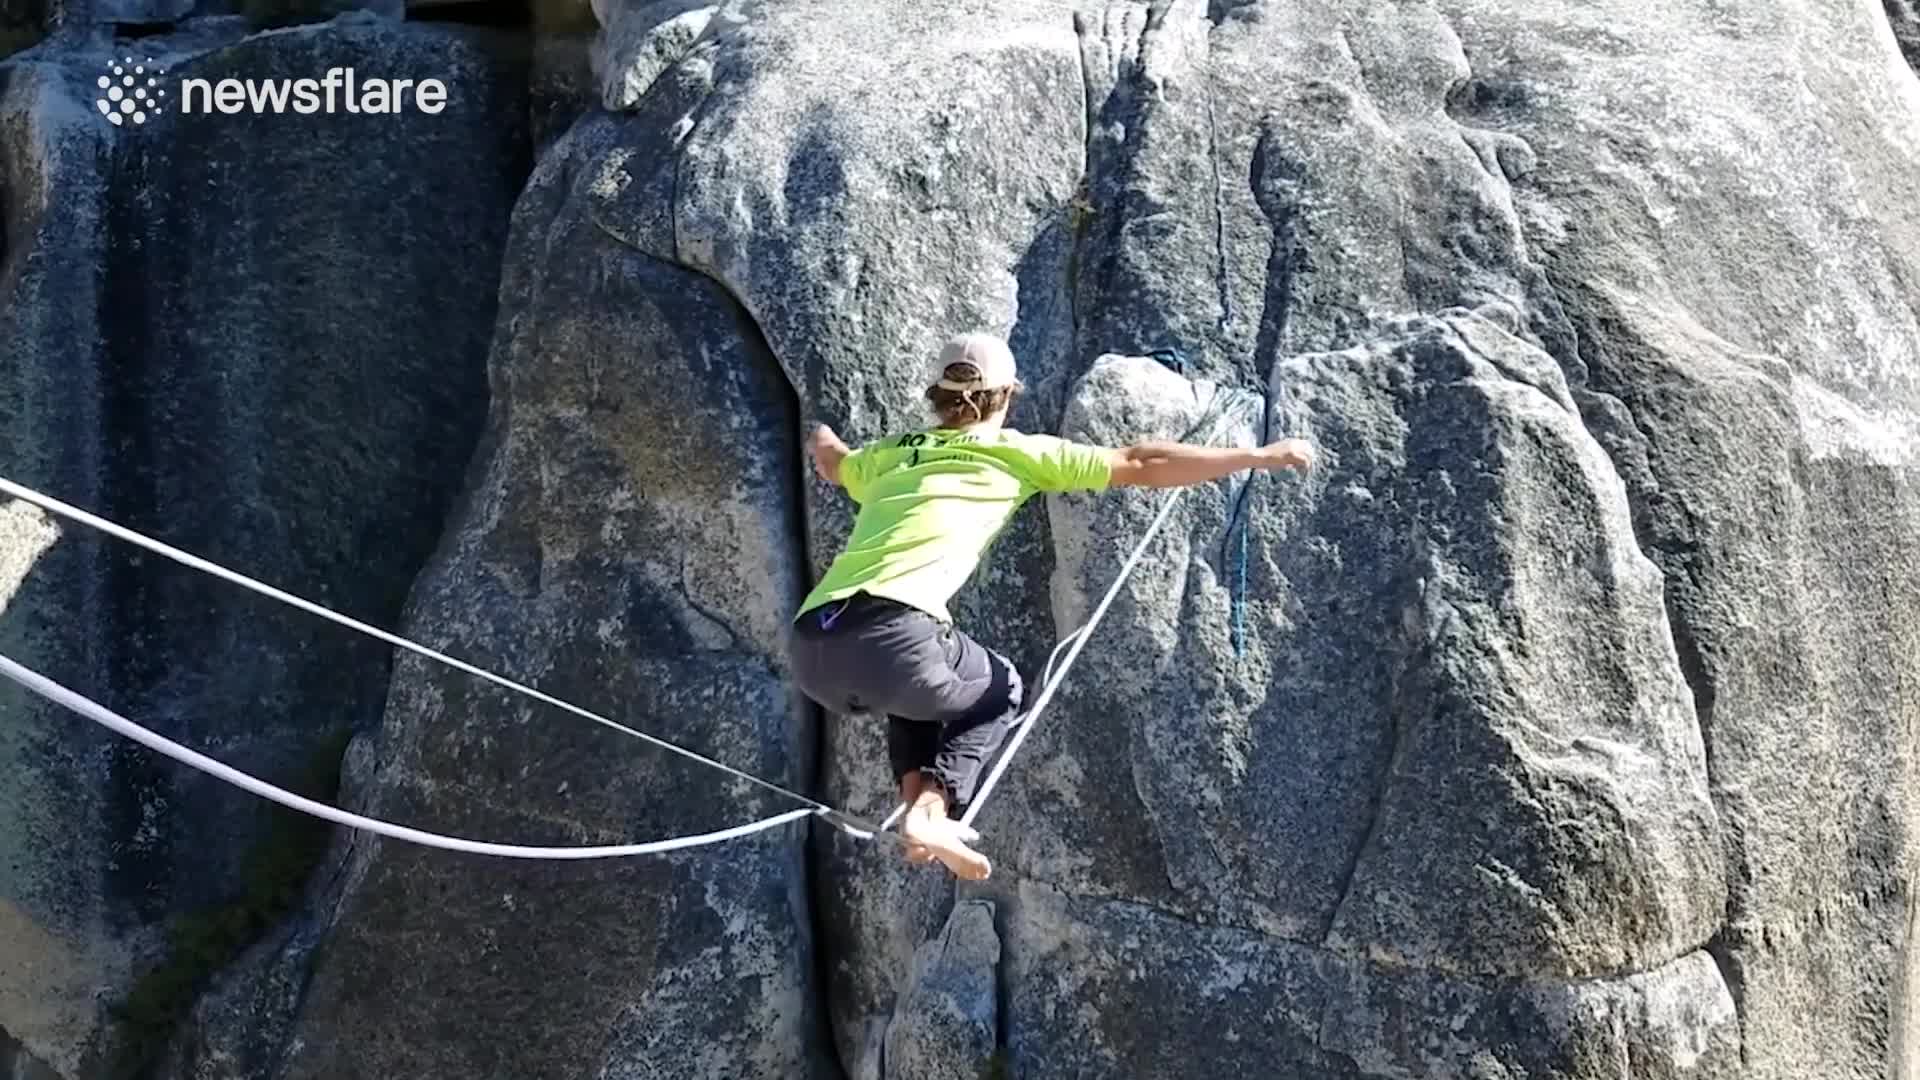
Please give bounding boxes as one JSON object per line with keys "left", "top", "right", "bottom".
{"left": 933, "top": 333, "right": 1020, "bottom": 391}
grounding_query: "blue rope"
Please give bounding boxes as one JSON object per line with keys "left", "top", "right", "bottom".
{"left": 1147, "top": 345, "right": 1253, "bottom": 657}
{"left": 1223, "top": 475, "right": 1254, "bottom": 656}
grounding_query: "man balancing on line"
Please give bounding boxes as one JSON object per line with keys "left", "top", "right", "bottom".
{"left": 789, "top": 333, "right": 1315, "bottom": 880}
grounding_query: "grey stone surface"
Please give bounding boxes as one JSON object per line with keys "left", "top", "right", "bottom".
{"left": 589, "top": 0, "right": 1088, "bottom": 546}
{"left": 0, "top": 18, "right": 526, "bottom": 1076}
{"left": 152, "top": 820, "right": 354, "bottom": 1080}
{"left": 1, "top": 1025, "right": 64, "bottom": 1080}
{"left": 565, "top": 0, "right": 1919, "bottom": 1074}
{"left": 1425, "top": 0, "right": 1920, "bottom": 1073}
{"left": 973, "top": 0, "right": 1915, "bottom": 1073}
{"left": 7, "top": 0, "right": 1920, "bottom": 1077}
{"left": 530, "top": 29, "right": 592, "bottom": 152}
{"left": 577, "top": 5, "right": 1092, "bottom": 1075}
{"left": 1024, "top": 321, "right": 1722, "bottom": 985}
{"left": 882, "top": 899, "right": 1000, "bottom": 1080}
{"left": 194, "top": 119, "right": 837, "bottom": 1080}
{"left": 1888, "top": 0, "right": 1920, "bottom": 71}
{"left": 1297, "top": 317, "right": 1721, "bottom": 981}
{"left": 1001, "top": 882, "right": 1738, "bottom": 1079}
{"left": 0, "top": 59, "right": 121, "bottom": 1080}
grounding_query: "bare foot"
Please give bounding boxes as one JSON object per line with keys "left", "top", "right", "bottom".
{"left": 892, "top": 780, "right": 937, "bottom": 866}
{"left": 900, "top": 810, "right": 991, "bottom": 880}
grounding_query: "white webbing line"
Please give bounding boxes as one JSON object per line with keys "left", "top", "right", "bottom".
{"left": 957, "top": 485, "right": 1186, "bottom": 829}
{"left": 956, "top": 385, "right": 1264, "bottom": 829}
{"left": 869, "top": 387, "right": 1260, "bottom": 835}
{"left": 875, "top": 628, "right": 1084, "bottom": 834}
{"left": 0, "top": 653, "right": 815, "bottom": 858}
{"left": 0, "top": 475, "right": 892, "bottom": 844}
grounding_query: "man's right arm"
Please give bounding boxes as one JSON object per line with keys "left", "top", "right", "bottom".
{"left": 1105, "top": 438, "right": 1314, "bottom": 488}
{"left": 810, "top": 424, "right": 854, "bottom": 487}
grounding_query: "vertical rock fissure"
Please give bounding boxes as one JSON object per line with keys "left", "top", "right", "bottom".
{"left": 1705, "top": 928, "right": 1749, "bottom": 1066}
{"left": 98, "top": 126, "right": 172, "bottom": 929}
{"left": 991, "top": 899, "right": 1011, "bottom": 1078}
{"left": 1324, "top": 523, "right": 1428, "bottom": 941}
{"left": 784, "top": 383, "right": 853, "bottom": 1080}
{"left": 725, "top": 292, "right": 850, "bottom": 1080}
{"left": 1546, "top": 283, "right": 1750, "bottom": 1058}
{"left": 1661, "top": 558, "right": 1748, "bottom": 1058}
{"left": 261, "top": 830, "right": 366, "bottom": 1076}
{"left": 0, "top": 143, "right": 10, "bottom": 275}
{"left": 633, "top": 254, "right": 852, "bottom": 1080}
{"left": 1248, "top": 122, "right": 1302, "bottom": 391}
{"left": 1067, "top": 4, "right": 1130, "bottom": 381}
{"left": 655, "top": 104, "right": 844, "bottom": 1077}
{"left": 1205, "top": 69, "right": 1231, "bottom": 336}
{"left": 1066, "top": 9, "right": 1096, "bottom": 349}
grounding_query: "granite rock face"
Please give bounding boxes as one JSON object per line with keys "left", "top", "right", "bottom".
{"left": 0, "top": 18, "right": 526, "bottom": 1076}
{"left": 994, "top": 322, "right": 1731, "bottom": 1076}
{"left": 1887, "top": 0, "right": 1920, "bottom": 70}
{"left": 832, "top": 0, "right": 1918, "bottom": 1074}
{"left": 881, "top": 899, "right": 1000, "bottom": 1080}
{"left": 6, "top": 0, "right": 1920, "bottom": 1078}
{"left": 158, "top": 111, "right": 838, "bottom": 1079}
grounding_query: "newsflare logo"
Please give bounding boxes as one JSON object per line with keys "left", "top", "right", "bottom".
{"left": 181, "top": 67, "right": 450, "bottom": 115}
{"left": 96, "top": 57, "right": 165, "bottom": 126}
{"left": 93, "top": 58, "right": 449, "bottom": 127}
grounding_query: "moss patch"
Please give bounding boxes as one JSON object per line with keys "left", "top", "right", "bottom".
{"left": 108, "top": 729, "right": 352, "bottom": 1078}
{"left": 1067, "top": 179, "right": 1096, "bottom": 231}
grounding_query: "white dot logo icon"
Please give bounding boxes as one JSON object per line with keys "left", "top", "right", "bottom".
{"left": 95, "top": 57, "right": 165, "bottom": 127}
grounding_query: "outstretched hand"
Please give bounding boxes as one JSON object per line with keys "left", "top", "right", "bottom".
{"left": 1256, "top": 438, "right": 1316, "bottom": 474}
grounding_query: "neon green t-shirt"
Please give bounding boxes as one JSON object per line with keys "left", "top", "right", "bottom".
{"left": 797, "top": 427, "right": 1113, "bottom": 624}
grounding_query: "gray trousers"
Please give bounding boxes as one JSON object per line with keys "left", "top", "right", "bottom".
{"left": 789, "top": 594, "right": 1025, "bottom": 817}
